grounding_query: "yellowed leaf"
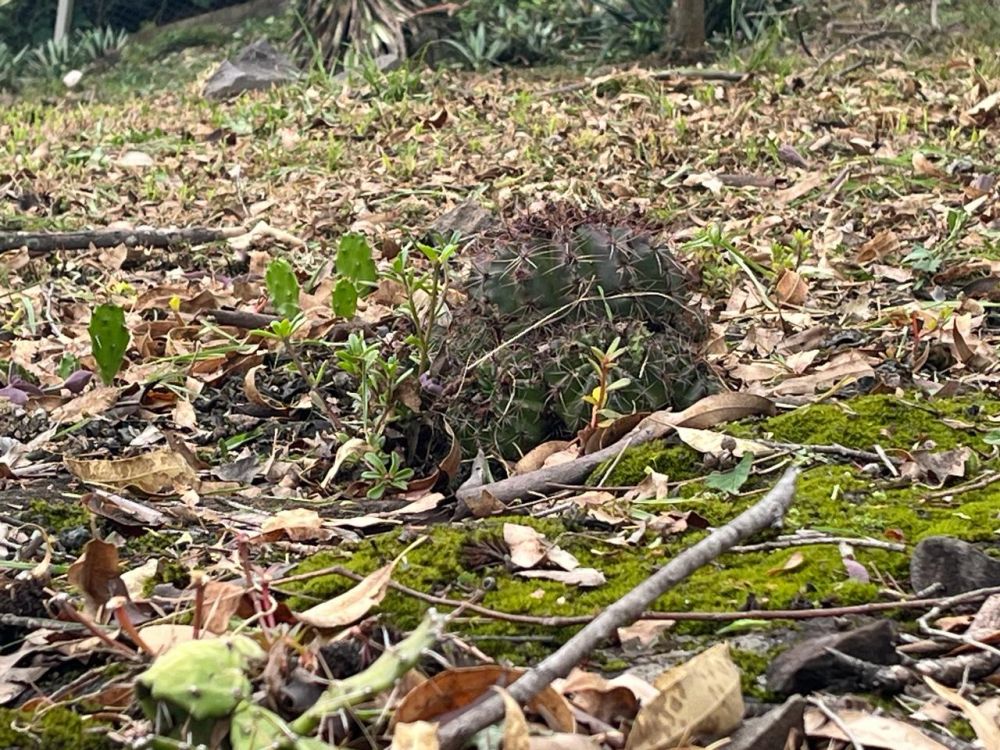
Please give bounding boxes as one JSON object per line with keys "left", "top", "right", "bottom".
{"left": 805, "top": 707, "right": 949, "bottom": 750}
{"left": 497, "top": 688, "right": 530, "bottom": 750}
{"left": 768, "top": 551, "right": 805, "bottom": 575}
{"left": 50, "top": 386, "right": 121, "bottom": 424}
{"left": 625, "top": 643, "right": 743, "bottom": 750}
{"left": 391, "top": 720, "right": 439, "bottom": 750}
{"left": 65, "top": 448, "right": 199, "bottom": 494}
{"left": 925, "top": 677, "right": 1000, "bottom": 750}
{"left": 673, "top": 426, "right": 773, "bottom": 457}
{"left": 296, "top": 562, "right": 395, "bottom": 628}
{"left": 504, "top": 523, "right": 549, "bottom": 569}
{"left": 514, "top": 441, "right": 575, "bottom": 475}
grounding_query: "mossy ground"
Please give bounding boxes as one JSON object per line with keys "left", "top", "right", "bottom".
{"left": 0, "top": 707, "right": 111, "bottom": 750}
{"left": 286, "top": 393, "right": 1000, "bottom": 671}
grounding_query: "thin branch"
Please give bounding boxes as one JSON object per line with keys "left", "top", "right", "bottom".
{"left": 732, "top": 535, "right": 905, "bottom": 553}
{"left": 542, "top": 68, "right": 748, "bottom": 96}
{"left": 0, "top": 226, "right": 245, "bottom": 254}
{"left": 436, "top": 467, "right": 800, "bottom": 750}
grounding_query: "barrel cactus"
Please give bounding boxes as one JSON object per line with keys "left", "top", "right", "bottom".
{"left": 444, "top": 206, "right": 714, "bottom": 458}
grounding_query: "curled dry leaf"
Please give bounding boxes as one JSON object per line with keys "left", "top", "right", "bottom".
{"left": 497, "top": 687, "right": 531, "bottom": 750}
{"left": 136, "top": 624, "right": 202, "bottom": 656}
{"left": 775, "top": 269, "right": 809, "bottom": 306}
{"left": 67, "top": 539, "right": 126, "bottom": 616}
{"left": 295, "top": 562, "right": 395, "bottom": 629}
{"left": 392, "top": 665, "right": 575, "bottom": 734}
{"left": 295, "top": 539, "right": 423, "bottom": 628}
{"left": 504, "top": 523, "right": 549, "bottom": 569}
{"left": 625, "top": 643, "right": 743, "bottom": 750}
{"left": 624, "top": 469, "right": 671, "bottom": 501}
{"left": 768, "top": 551, "right": 805, "bottom": 576}
{"left": 243, "top": 364, "right": 289, "bottom": 413}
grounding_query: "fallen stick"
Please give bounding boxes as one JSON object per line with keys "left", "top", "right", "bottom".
{"left": 455, "top": 393, "right": 776, "bottom": 512}
{"left": 437, "top": 466, "right": 799, "bottom": 750}
{"left": 0, "top": 226, "right": 246, "bottom": 254}
{"left": 543, "top": 68, "right": 748, "bottom": 96}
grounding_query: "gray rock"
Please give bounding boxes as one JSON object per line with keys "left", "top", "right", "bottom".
{"left": 910, "top": 536, "right": 1000, "bottom": 596}
{"left": 727, "top": 695, "right": 805, "bottom": 750}
{"left": 431, "top": 199, "right": 495, "bottom": 238}
{"left": 204, "top": 38, "right": 299, "bottom": 100}
{"left": 766, "top": 620, "right": 896, "bottom": 696}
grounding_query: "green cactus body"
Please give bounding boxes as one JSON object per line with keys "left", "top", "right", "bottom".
{"left": 448, "top": 212, "right": 713, "bottom": 458}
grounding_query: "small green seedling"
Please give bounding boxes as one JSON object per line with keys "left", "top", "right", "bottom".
{"left": 88, "top": 303, "right": 129, "bottom": 385}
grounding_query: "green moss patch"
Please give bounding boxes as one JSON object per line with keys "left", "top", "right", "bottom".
{"left": 758, "top": 395, "right": 993, "bottom": 452}
{"left": 286, "top": 394, "right": 1000, "bottom": 662}
{"left": 0, "top": 707, "right": 111, "bottom": 750}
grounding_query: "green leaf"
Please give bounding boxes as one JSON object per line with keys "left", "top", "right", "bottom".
{"left": 88, "top": 304, "right": 129, "bottom": 385}
{"left": 265, "top": 258, "right": 300, "bottom": 320}
{"left": 331, "top": 278, "right": 359, "bottom": 318}
{"left": 985, "top": 429, "right": 1000, "bottom": 446}
{"left": 704, "top": 453, "right": 753, "bottom": 496}
{"left": 902, "top": 244, "right": 942, "bottom": 274}
{"left": 716, "top": 618, "right": 769, "bottom": 635}
{"left": 336, "top": 234, "right": 377, "bottom": 287}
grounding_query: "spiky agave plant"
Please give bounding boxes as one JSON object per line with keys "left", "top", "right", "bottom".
{"left": 291, "top": 0, "right": 431, "bottom": 72}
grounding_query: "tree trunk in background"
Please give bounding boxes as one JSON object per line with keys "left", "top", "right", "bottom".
{"left": 669, "top": 0, "right": 706, "bottom": 51}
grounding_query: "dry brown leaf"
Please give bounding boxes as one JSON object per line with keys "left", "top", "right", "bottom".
{"left": 624, "top": 469, "right": 672, "bottom": 501}
{"left": 200, "top": 581, "right": 247, "bottom": 635}
{"left": 392, "top": 665, "right": 574, "bottom": 733}
{"left": 775, "top": 269, "right": 808, "bottom": 306}
{"left": 673, "top": 426, "right": 773, "bottom": 457}
{"left": 517, "top": 568, "right": 606, "bottom": 587}
{"left": 768, "top": 551, "right": 805, "bottom": 575}
{"left": 625, "top": 643, "right": 743, "bottom": 750}
{"left": 67, "top": 539, "right": 126, "bottom": 616}
{"left": 497, "top": 688, "right": 531, "bottom": 750}
{"left": 295, "top": 562, "right": 395, "bottom": 628}
{"left": 617, "top": 619, "right": 675, "bottom": 648}
{"left": 243, "top": 364, "right": 288, "bottom": 412}
{"left": 773, "top": 351, "right": 876, "bottom": 395}
{"left": 804, "top": 707, "right": 949, "bottom": 750}
{"left": 925, "top": 677, "right": 1000, "bottom": 750}
{"left": 775, "top": 172, "right": 826, "bottom": 205}
{"left": 530, "top": 734, "right": 603, "bottom": 750}
{"left": 120, "top": 558, "right": 160, "bottom": 600}
{"left": 504, "top": 523, "right": 549, "bottom": 569}
{"left": 391, "top": 720, "right": 440, "bottom": 750}
{"left": 137, "top": 624, "right": 204, "bottom": 655}
{"left": 49, "top": 386, "right": 121, "bottom": 424}
{"left": 514, "top": 441, "right": 575, "bottom": 475}
{"left": 65, "top": 448, "right": 199, "bottom": 494}
{"left": 912, "top": 152, "right": 947, "bottom": 178}
{"left": 257, "top": 508, "right": 332, "bottom": 542}
{"left": 664, "top": 393, "right": 777, "bottom": 430}
{"left": 172, "top": 398, "right": 198, "bottom": 430}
